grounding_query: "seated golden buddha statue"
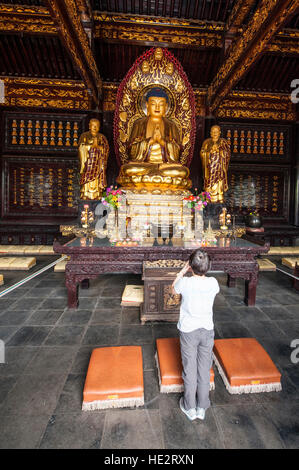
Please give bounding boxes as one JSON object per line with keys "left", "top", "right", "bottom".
{"left": 117, "top": 87, "right": 191, "bottom": 193}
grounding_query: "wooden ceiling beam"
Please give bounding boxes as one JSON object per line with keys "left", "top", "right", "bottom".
{"left": 224, "top": 0, "right": 257, "bottom": 54}
{"left": 207, "top": 0, "right": 299, "bottom": 112}
{"left": 94, "top": 12, "right": 224, "bottom": 49}
{"left": 46, "top": 0, "right": 102, "bottom": 107}
{"left": 268, "top": 29, "right": 299, "bottom": 55}
{"left": 0, "top": 3, "right": 57, "bottom": 35}
{"left": 226, "top": 0, "right": 257, "bottom": 32}
{"left": 0, "top": 76, "right": 91, "bottom": 110}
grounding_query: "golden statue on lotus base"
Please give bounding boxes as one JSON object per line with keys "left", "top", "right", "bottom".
{"left": 117, "top": 87, "right": 191, "bottom": 194}
{"left": 114, "top": 47, "right": 196, "bottom": 195}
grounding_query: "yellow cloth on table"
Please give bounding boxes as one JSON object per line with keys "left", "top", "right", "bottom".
{"left": 257, "top": 258, "right": 276, "bottom": 271}
{"left": 282, "top": 257, "right": 299, "bottom": 268}
{"left": 121, "top": 285, "right": 144, "bottom": 306}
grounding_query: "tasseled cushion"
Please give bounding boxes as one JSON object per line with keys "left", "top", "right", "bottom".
{"left": 82, "top": 346, "right": 144, "bottom": 410}
{"left": 213, "top": 338, "right": 282, "bottom": 394}
{"left": 156, "top": 337, "right": 214, "bottom": 393}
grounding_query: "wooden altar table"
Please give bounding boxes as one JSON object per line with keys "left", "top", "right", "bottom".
{"left": 53, "top": 237, "right": 269, "bottom": 309}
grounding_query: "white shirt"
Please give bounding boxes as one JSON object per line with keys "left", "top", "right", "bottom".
{"left": 174, "top": 275, "right": 220, "bottom": 333}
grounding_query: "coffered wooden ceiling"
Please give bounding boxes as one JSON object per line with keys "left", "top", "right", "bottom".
{"left": 0, "top": 0, "right": 298, "bottom": 111}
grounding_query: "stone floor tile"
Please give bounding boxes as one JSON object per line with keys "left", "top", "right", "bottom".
{"left": 0, "top": 411, "right": 51, "bottom": 449}
{"left": 0, "top": 375, "right": 18, "bottom": 404}
{"left": 23, "top": 346, "right": 77, "bottom": 376}
{"left": 119, "top": 324, "right": 153, "bottom": 345}
{"left": 70, "top": 346, "right": 93, "bottom": 374}
{"left": 216, "top": 322, "right": 251, "bottom": 339}
{"left": 0, "top": 373, "right": 67, "bottom": 416}
{"left": 6, "top": 326, "right": 52, "bottom": 346}
{"left": 0, "top": 346, "right": 39, "bottom": 376}
{"left": 7, "top": 297, "right": 44, "bottom": 311}
{"left": 39, "top": 297, "right": 68, "bottom": 310}
{"left": 82, "top": 325, "right": 120, "bottom": 346}
{"left": 39, "top": 411, "right": 106, "bottom": 449}
{"left": 260, "top": 401, "right": 299, "bottom": 449}
{"left": 240, "top": 320, "right": 287, "bottom": 340}
{"left": 96, "top": 297, "right": 122, "bottom": 310}
{"left": 53, "top": 373, "right": 85, "bottom": 414}
{"left": 0, "top": 310, "right": 32, "bottom": 326}
{"left": 25, "top": 309, "right": 64, "bottom": 326}
{"left": 160, "top": 404, "right": 223, "bottom": 449}
{"left": 120, "top": 307, "right": 141, "bottom": 325}
{"left": 90, "top": 308, "right": 121, "bottom": 324}
{"left": 58, "top": 309, "right": 93, "bottom": 325}
{"left": 212, "top": 404, "right": 285, "bottom": 449}
{"left": 44, "top": 326, "right": 85, "bottom": 346}
{"left": 100, "top": 409, "right": 164, "bottom": 449}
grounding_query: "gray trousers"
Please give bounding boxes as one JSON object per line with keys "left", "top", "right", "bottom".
{"left": 179, "top": 328, "right": 214, "bottom": 411}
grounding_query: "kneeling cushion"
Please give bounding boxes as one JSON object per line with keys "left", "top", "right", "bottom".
{"left": 9, "top": 257, "right": 36, "bottom": 270}
{"left": 82, "top": 346, "right": 144, "bottom": 410}
{"left": 213, "top": 338, "right": 282, "bottom": 394}
{"left": 155, "top": 337, "right": 214, "bottom": 393}
{"left": 257, "top": 258, "right": 276, "bottom": 271}
{"left": 121, "top": 285, "right": 144, "bottom": 306}
{"left": 282, "top": 257, "right": 299, "bottom": 269}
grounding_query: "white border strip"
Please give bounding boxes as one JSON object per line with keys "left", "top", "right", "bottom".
{"left": 0, "top": 255, "right": 68, "bottom": 298}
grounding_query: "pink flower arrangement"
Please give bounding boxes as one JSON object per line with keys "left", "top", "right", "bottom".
{"left": 101, "top": 186, "right": 123, "bottom": 209}
{"left": 183, "top": 189, "right": 211, "bottom": 211}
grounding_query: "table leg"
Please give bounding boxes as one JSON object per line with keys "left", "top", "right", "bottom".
{"left": 81, "top": 279, "right": 90, "bottom": 289}
{"left": 227, "top": 274, "right": 236, "bottom": 288}
{"left": 245, "top": 271, "right": 258, "bottom": 306}
{"left": 67, "top": 285, "right": 79, "bottom": 309}
{"left": 66, "top": 274, "right": 79, "bottom": 309}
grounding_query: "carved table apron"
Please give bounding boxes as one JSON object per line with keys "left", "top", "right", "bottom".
{"left": 53, "top": 238, "right": 269, "bottom": 309}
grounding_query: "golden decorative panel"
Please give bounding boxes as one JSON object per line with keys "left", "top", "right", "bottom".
{"left": 0, "top": 78, "right": 90, "bottom": 110}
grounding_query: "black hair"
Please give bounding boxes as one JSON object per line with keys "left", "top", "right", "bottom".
{"left": 146, "top": 87, "right": 169, "bottom": 103}
{"left": 189, "top": 249, "right": 210, "bottom": 275}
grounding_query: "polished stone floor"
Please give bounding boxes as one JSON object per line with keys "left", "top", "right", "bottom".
{"left": 0, "top": 256, "right": 298, "bottom": 449}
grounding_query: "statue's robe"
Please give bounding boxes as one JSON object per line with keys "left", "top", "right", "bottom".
{"left": 200, "top": 138, "right": 230, "bottom": 202}
{"left": 79, "top": 132, "right": 109, "bottom": 200}
{"left": 128, "top": 116, "right": 181, "bottom": 164}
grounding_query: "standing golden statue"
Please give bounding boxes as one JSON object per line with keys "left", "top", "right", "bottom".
{"left": 79, "top": 118, "right": 109, "bottom": 200}
{"left": 117, "top": 87, "right": 191, "bottom": 192}
{"left": 200, "top": 125, "right": 231, "bottom": 203}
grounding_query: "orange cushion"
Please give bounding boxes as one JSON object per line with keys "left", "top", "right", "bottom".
{"left": 83, "top": 346, "right": 144, "bottom": 406}
{"left": 156, "top": 337, "right": 214, "bottom": 389}
{"left": 213, "top": 338, "right": 281, "bottom": 391}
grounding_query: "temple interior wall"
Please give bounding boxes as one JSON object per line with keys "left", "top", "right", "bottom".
{"left": 0, "top": 100, "right": 297, "bottom": 245}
